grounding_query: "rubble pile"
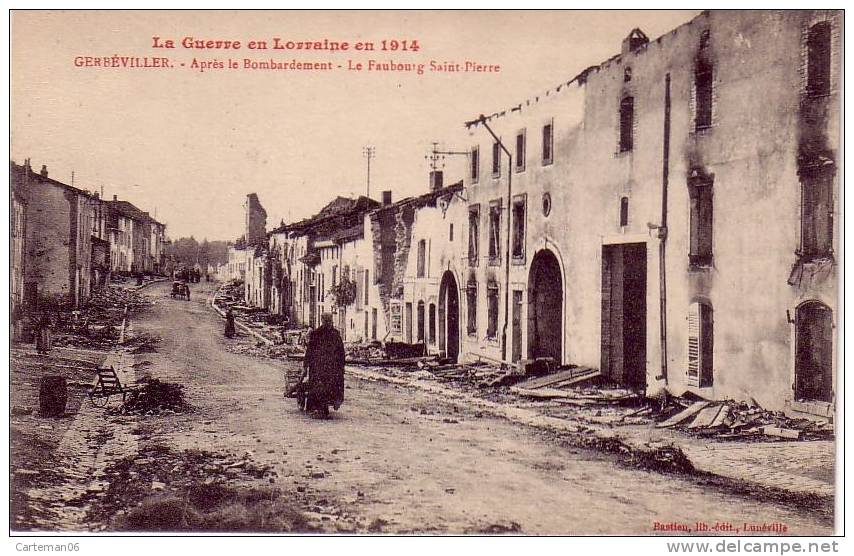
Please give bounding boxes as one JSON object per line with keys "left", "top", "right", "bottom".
{"left": 51, "top": 286, "right": 153, "bottom": 350}
{"left": 349, "top": 354, "right": 524, "bottom": 389}
{"left": 345, "top": 342, "right": 385, "bottom": 361}
{"left": 424, "top": 360, "right": 522, "bottom": 388}
{"left": 213, "top": 282, "right": 301, "bottom": 345}
{"left": 224, "top": 342, "right": 305, "bottom": 360}
{"left": 88, "top": 445, "right": 316, "bottom": 532}
{"left": 654, "top": 399, "right": 834, "bottom": 441}
{"left": 116, "top": 378, "right": 191, "bottom": 415}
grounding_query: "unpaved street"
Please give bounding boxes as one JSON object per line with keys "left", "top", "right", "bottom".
{"left": 96, "top": 280, "right": 831, "bottom": 535}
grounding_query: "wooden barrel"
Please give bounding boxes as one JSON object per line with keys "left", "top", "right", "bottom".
{"left": 39, "top": 376, "right": 68, "bottom": 417}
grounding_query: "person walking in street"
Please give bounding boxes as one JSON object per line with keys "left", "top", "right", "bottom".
{"left": 297, "top": 312, "right": 345, "bottom": 419}
{"left": 35, "top": 313, "right": 53, "bottom": 354}
{"left": 224, "top": 308, "right": 236, "bottom": 338}
{"left": 184, "top": 283, "right": 191, "bottom": 301}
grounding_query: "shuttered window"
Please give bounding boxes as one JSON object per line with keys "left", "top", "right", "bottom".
{"left": 487, "top": 281, "right": 499, "bottom": 339}
{"left": 515, "top": 129, "right": 526, "bottom": 172}
{"left": 428, "top": 303, "right": 436, "bottom": 344}
{"left": 687, "top": 302, "right": 714, "bottom": 387}
{"left": 417, "top": 301, "right": 425, "bottom": 342}
{"left": 468, "top": 205, "right": 480, "bottom": 265}
{"left": 800, "top": 172, "right": 833, "bottom": 259}
{"left": 542, "top": 121, "right": 553, "bottom": 165}
{"left": 417, "top": 239, "right": 426, "bottom": 278}
{"left": 689, "top": 174, "right": 713, "bottom": 267}
{"left": 364, "top": 270, "right": 369, "bottom": 305}
{"left": 619, "top": 96, "right": 634, "bottom": 152}
{"left": 807, "top": 22, "right": 831, "bottom": 97}
{"left": 466, "top": 279, "right": 477, "bottom": 336}
{"left": 354, "top": 268, "right": 363, "bottom": 310}
{"left": 492, "top": 141, "right": 501, "bottom": 177}
{"left": 695, "top": 60, "right": 713, "bottom": 130}
{"left": 512, "top": 196, "right": 526, "bottom": 261}
{"left": 488, "top": 200, "right": 502, "bottom": 265}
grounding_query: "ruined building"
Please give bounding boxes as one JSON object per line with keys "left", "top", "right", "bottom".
{"left": 429, "top": 10, "right": 840, "bottom": 413}
{"left": 244, "top": 193, "right": 268, "bottom": 247}
{"left": 107, "top": 196, "right": 167, "bottom": 275}
{"left": 268, "top": 196, "right": 380, "bottom": 331}
{"left": 10, "top": 161, "right": 108, "bottom": 309}
{"left": 244, "top": 193, "right": 269, "bottom": 307}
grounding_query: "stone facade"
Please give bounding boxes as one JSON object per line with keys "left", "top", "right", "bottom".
{"left": 427, "top": 10, "right": 841, "bottom": 411}
{"left": 11, "top": 185, "right": 27, "bottom": 316}
{"left": 107, "top": 197, "right": 166, "bottom": 275}
{"left": 10, "top": 161, "right": 103, "bottom": 308}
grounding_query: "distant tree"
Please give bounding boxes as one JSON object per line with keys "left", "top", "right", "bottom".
{"left": 166, "top": 237, "right": 231, "bottom": 267}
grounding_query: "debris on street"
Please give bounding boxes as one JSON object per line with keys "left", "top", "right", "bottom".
{"left": 48, "top": 286, "right": 153, "bottom": 351}
{"left": 87, "top": 445, "right": 326, "bottom": 532}
{"left": 116, "top": 378, "right": 192, "bottom": 415}
{"left": 654, "top": 398, "right": 834, "bottom": 441}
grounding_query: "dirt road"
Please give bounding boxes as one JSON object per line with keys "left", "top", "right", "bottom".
{"left": 116, "top": 281, "right": 832, "bottom": 534}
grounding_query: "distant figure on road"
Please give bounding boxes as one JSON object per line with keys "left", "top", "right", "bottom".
{"left": 224, "top": 308, "right": 236, "bottom": 338}
{"left": 297, "top": 312, "right": 345, "bottom": 419}
{"left": 183, "top": 283, "right": 191, "bottom": 301}
{"left": 35, "top": 314, "right": 53, "bottom": 354}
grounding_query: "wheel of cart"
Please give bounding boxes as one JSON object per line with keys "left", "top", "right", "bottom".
{"left": 88, "top": 366, "right": 138, "bottom": 407}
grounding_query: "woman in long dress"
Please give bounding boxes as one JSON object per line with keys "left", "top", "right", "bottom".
{"left": 35, "top": 314, "right": 53, "bottom": 354}
{"left": 224, "top": 308, "right": 236, "bottom": 338}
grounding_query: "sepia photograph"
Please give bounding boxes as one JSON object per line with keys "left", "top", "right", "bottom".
{"left": 7, "top": 8, "right": 842, "bottom": 540}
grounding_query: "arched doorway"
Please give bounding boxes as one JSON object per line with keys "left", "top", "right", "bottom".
{"left": 795, "top": 301, "right": 833, "bottom": 402}
{"left": 528, "top": 250, "right": 563, "bottom": 363}
{"left": 439, "top": 271, "right": 460, "bottom": 362}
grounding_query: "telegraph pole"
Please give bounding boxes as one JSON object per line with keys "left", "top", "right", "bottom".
{"left": 425, "top": 142, "right": 470, "bottom": 171}
{"left": 362, "top": 146, "right": 375, "bottom": 199}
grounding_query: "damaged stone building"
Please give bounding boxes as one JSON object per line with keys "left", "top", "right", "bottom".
{"left": 10, "top": 161, "right": 108, "bottom": 309}
{"left": 244, "top": 192, "right": 269, "bottom": 308}
{"left": 10, "top": 159, "right": 169, "bottom": 310}
{"left": 226, "top": 10, "right": 838, "bottom": 415}
{"left": 373, "top": 181, "right": 468, "bottom": 356}
{"left": 432, "top": 10, "right": 841, "bottom": 413}
{"left": 266, "top": 195, "right": 380, "bottom": 333}
{"left": 106, "top": 196, "right": 167, "bottom": 276}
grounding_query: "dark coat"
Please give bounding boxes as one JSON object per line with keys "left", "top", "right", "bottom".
{"left": 304, "top": 323, "right": 345, "bottom": 409}
{"left": 224, "top": 311, "right": 236, "bottom": 338}
{"left": 35, "top": 316, "right": 53, "bottom": 354}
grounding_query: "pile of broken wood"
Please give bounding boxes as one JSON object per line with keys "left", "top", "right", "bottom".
{"left": 422, "top": 359, "right": 521, "bottom": 388}
{"left": 654, "top": 399, "right": 834, "bottom": 441}
{"left": 509, "top": 367, "right": 638, "bottom": 406}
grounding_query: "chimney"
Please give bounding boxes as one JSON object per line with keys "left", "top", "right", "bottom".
{"left": 40, "top": 165, "right": 48, "bottom": 178}
{"left": 429, "top": 170, "right": 444, "bottom": 192}
{"left": 621, "top": 28, "right": 649, "bottom": 57}
{"left": 382, "top": 190, "right": 393, "bottom": 206}
{"left": 113, "top": 195, "right": 118, "bottom": 201}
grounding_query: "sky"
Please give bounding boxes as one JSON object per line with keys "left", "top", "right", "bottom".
{"left": 11, "top": 10, "right": 699, "bottom": 241}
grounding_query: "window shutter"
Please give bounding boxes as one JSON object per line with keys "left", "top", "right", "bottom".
{"left": 687, "top": 303, "right": 701, "bottom": 385}
{"left": 698, "top": 187, "right": 714, "bottom": 259}
{"left": 689, "top": 195, "right": 700, "bottom": 258}
{"left": 355, "top": 268, "right": 363, "bottom": 310}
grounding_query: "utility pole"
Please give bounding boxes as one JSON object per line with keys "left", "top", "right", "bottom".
{"left": 425, "top": 142, "right": 469, "bottom": 171}
{"left": 362, "top": 146, "right": 375, "bottom": 199}
{"left": 471, "top": 115, "right": 513, "bottom": 363}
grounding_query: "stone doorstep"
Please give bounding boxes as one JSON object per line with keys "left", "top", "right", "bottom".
{"left": 345, "top": 366, "right": 835, "bottom": 499}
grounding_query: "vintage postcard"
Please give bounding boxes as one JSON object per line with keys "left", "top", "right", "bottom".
{"left": 8, "top": 9, "right": 841, "bottom": 539}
